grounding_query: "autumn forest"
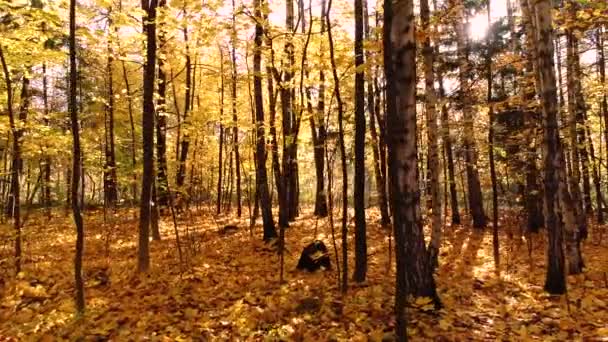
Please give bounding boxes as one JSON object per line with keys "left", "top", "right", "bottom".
{"left": 0, "top": 0, "right": 607, "bottom": 340}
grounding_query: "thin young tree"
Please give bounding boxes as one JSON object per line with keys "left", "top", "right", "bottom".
{"left": 365, "top": 0, "right": 390, "bottom": 227}
{"left": 353, "top": 0, "right": 367, "bottom": 283}
{"left": 0, "top": 44, "right": 22, "bottom": 275}
{"left": 138, "top": 0, "right": 158, "bottom": 273}
{"left": 309, "top": 0, "right": 329, "bottom": 218}
{"left": 104, "top": 13, "right": 118, "bottom": 207}
{"left": 453, "top": 0, "right": 486, "bottom": 229}
{"left": 486, "top": 0, "right": 499, "bottom": 269}
{"left": 68, "top": 0, "right": 85, "bottom": 313}
{"left": 231, "top": 0, "right": 242, "bottom": 217}
{"left": 156, "top": 0, "right": 169, "bottom": 209}
{"left": 420, "top": 0, "right": 442, "bottom": 270}
{"left": 253, "top": 0, "right": 277, "bottom": 242}
{"left": 326, "top": 0, "right": 348, "bottom": 294}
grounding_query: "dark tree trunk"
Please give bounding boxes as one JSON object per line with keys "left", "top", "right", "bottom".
{"left": 519, "top": 0, "right": 544, "bottom": 233}
{"left": 583, "top": 110, "right": 603, "bottom": 223}
{"left": 138, "top": 0, "right": 158, "bottom": 273}
{"left": 310, "top": 0, "right": 328, "bottom": 218}
{"left": 385, "top": 1, "right": 440, "bottom": 339}
{"left": 117, "top": 32, "right": 138, "bottom": 204}
{"left": 326, "top": 0, "right": 348, "bottom": 294}
{"left": 598, "top": 28, "right": 608, "bottom": 201}
{"left": 486, "top": 2, "right": 499, "bottom": 268}
{"left": 254, "top": 0, "right": 277, "bottom": 241}
{"left": 438, "top": 75, "right": 460, "bottom": 225}
{"left": 104, "top": 24, "right": 118, "bottom": 207}
{"left": 353, "top": 0, "right": 367, "bottom": 283}
{"left": 454, "top": 0, "right": 485, "bottom": 229}
{"left": 531, "top": 0, "right": 567, "bottom": 294}
{"left": 68, "top": 0, "right": 85, "bottom": 313}
{"left": 217, "top": 48, "right": 225, "bottom": 215}
{"left": 0, "top": 45, "right": 22, "bottom": 275}
{"left": 176, "top": 22, "right": 192, "bottom": 190}
{"left": 42, "top": 63, "right": 52, "bottom": 217}
{"left": 265, "top": 22, "right": 288, "bottom": 228}
{"left": 231, "top": 0, "right": 242, "bottom": 217}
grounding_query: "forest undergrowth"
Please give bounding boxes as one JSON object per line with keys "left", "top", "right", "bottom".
{"left": 1, "top": 207, "right": 607, "bottom": 340}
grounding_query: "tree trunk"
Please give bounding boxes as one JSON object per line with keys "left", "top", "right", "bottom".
{"left": 353, "top": 0, "right": 367, "bottom": 283}
{"left": 265, "top": 19, "right": 288, "bottom": 228}
{"left": 485, "top": 1, "right": 499, "bottom": 269}
{"left": 565, "top": 25, "right": 588, "bottom": 245}
{"left": 42, "top": 63, "right": 52, "bottom": 217}
{"left": 68, "top": 0, "right": 85, "bottom": 313}
{"left": 156, "top": 0, "right": 169, "bottom": 208}
{"left": 0, "top": 45, "right": 22, "bottom": 275}
{"left": 253, "top": 0, "right": 277, "bottom": 241}
{"left": 454, "top": 0, "right": 486, "bottom": 229}
{"left": 519, "top": 0, "right": 544, "bottom": 233}
{"left": 176, "top": 19, "right": 192, "bottom": 191}
{"left": 438, "top": 74, "right": 460, "bottom": 225}
{"left": 598, "top": 27, "right": 608, "bottom": 201}
{"left": 385, "top": 1, "right": 440, "bottom": 339}
{"left": 231, "top": 0, "right": 242, "bottom": 217}
{"left": 583, "top": 110, "right": 603, "bottom": 223}
{"left": 531, "top": 0, "right": 567, "bottom": 294}
{"left": 217, "top": 48, "right": 225, "bottom": 215}
{"left": 420, "top": 0, "right": 442, "bottom": 270}
{"left": 138, "top": 0, "right": 158, "bottom": 273}
{"left": 326, "top": 0, "right": 348, "bottom": 294}
{"left": 104, "top": 22, "right": 118, "bottom": 207}
{"left": 310, "top": 0, "right": 328, "bottom": 218}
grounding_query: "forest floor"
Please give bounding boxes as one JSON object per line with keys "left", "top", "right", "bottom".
{"left": 1, "top": 206, "right": 607, "bottom": 341}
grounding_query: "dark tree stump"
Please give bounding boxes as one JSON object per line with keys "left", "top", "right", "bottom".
{"left": 297, "top": 240, "right": 331, "bottom": 271}
{"left": 219, "top": 225, "right": 239, "bottom": 235}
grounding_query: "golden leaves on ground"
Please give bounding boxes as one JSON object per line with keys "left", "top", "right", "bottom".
{"left": 0, "top": 209, "right": 607, "bottom": 340}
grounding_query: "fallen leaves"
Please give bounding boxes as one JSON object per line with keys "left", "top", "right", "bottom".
{"left": 0, "top": 209, "right": 607, "bottom": 340}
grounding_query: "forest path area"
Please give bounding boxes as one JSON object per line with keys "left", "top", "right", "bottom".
{"left": 1, "top": 208, "right": 607, "bottom": 340}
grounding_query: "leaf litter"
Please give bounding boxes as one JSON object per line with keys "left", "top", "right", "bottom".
{"left": 0, "top": 208, "right": 607, "bottom": 340}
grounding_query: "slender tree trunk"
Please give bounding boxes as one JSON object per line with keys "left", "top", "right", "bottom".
{"left": 104, "top": 22, "right": 118, "bottom": 207}
{"left": 598, "top": 27, "right": 608, "bottom": 199}
{"left": 438, "top": 75, "right": 460, "bottom": 225}
{"left": 117, "top": 32, "right": 138, "bottom": 204}
{"left": 231, "top": 0, "right": 242, "bottom": 217}
{"left": 486, "top": 1, "right": 499, "bottom": 269}
{"left": 68, "top": 0, "right": 85, "bottom": 313}
{"left": 138, "top": 0, "right": 158, "bottom": 273}
{"left": 420, "top": 0, "right": 442, "bottom": 270}
{"left": 156, "top": 0, "right": 169, "bottom": 208}
{"left": 42, "top": 63, "right": 52, "bottom": 217}
{"left": 217, "top": 48, "right": 225, "bottom": 215}
{"left": 310, "top": 0, "right": 329, "bottom": 218}
{"left": 265, "top": 23, "right": 288, "bottom": 228}
{"left": 326, "top": 0, "right": 348, "bottom": 294}
{"left": 566, "top": 27, "right": 587, "bottom": 241}
{"left": 353, "top": 0, "right": 367, "bottom": 283}
{"left": 583, "top": 110, "right": 603, "bottom": 223}
{"left": 0, "top": 45, "right": 22, "bottom": 275}
{"left": 279, "top": 0, "right": 296, "bottom": 224}
{"left": 253, "top": 0, "right": 277, "bottom": 241}
{"left": 454, "top": 0, "right": 486, "bottom": 229}
{"left": 176, "top": 20, "right": 192, "bottom": 191}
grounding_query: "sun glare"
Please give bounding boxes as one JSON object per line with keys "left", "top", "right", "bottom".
{"left": 468, "top": 12, "right": 490, "bottom": 41}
